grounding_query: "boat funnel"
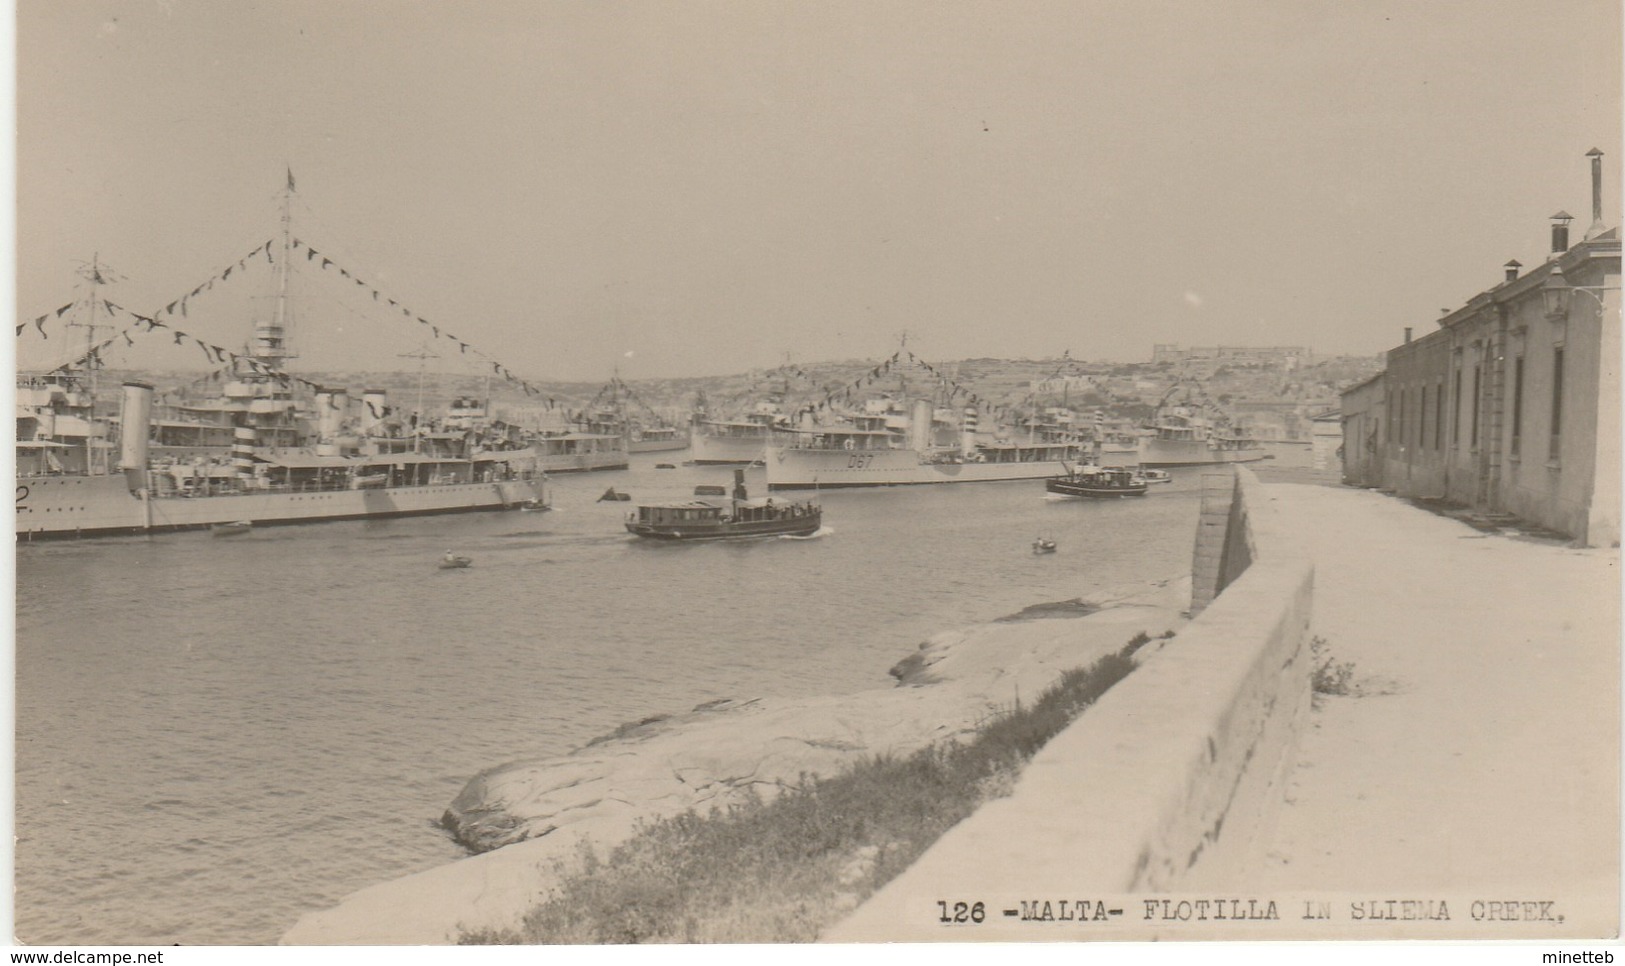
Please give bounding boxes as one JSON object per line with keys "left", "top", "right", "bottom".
{"left": 118, "top": 382, "right": 154, "bottom": 488}
{"left": 361, "top": 388, "right": 389, "bottom": 436}
{"left": 232, "top": 426, "right": 257, "bottom": 481}
{"left": 314, "top": 388, "right": 339, "bottom": 441}
{"left": 732, "top": 468, "right": 749, "bottom": 501}
{"left": 909, "top": 399, "right": 933, "bottom": 453}
{"left": 961, "top": 408, "right": 979, "bottom": 458}
{"left": 331, "top": 390, "right": 351, "bottom": 437}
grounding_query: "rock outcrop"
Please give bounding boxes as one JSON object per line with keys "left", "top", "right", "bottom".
{"left": 282, "top": 578, "right": 1187, "bottom": 945}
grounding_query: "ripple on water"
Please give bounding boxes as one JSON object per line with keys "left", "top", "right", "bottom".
{"left": 12, "top": 458, "right": 1241, "bottom": 943}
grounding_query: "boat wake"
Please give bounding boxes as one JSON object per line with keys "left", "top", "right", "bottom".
{"left": 779, "top": 526, "right": 834, "bottom": 540}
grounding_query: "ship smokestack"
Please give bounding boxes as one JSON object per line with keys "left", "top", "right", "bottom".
{"left": 960, "top": 407, "right": 979, "bottom": 458}
{"left": 314, "top": 388, "right": 338, "bottom": 441}
{"left": 361, "top": 388, "right": 388, "bottom": 437}
{"left": 1587, "top": 147, "right": 1606, "bottom": 238}
{"left": 233, "top": 426, "right": 257, "bottom": 482}
{"left": 330, "top": 389, "right": 352, "bottom": 451}
{"left": 910, "top": 399, "right": 933, "bottom": 453}
{"left": 1551, "top": 211, "right": 1573, "bottom": 255}
{"left": 118, "top": 382, "right": 154, "bottom": 489}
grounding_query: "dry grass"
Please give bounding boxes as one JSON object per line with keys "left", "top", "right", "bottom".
{"left": 461, "top": 637, "right": 1146, "bottom": 944}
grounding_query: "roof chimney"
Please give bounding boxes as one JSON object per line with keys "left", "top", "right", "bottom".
{"left": 1404, "top": 327, "right": 1413, "bottom": 344}
{"left": 1586, "top": 147, "right": 1606, "bottom": 239}
{"left": 1503, "top": 259, "right": 1523, "bottom": 282}
{"left": 1551, "top": 211, "right": 1573, "bottom": 254}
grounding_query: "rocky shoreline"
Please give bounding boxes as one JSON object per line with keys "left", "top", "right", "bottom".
{"left": 282, "top": 576, "right": 1189, "bottom": 945}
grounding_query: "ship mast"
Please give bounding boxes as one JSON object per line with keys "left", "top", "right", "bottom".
{"left": 67, "top": 253, "right": 115, "bottom": 399}
{"left": 252, "top": 172, "right": 297, "bottom": 373}
{"left": 399, "top": 342, "right": 439, "bottom": 453}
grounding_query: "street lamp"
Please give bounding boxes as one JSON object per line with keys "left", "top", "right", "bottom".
{"left": 1543, "top": 264, "right": 1621, "bottom": 318}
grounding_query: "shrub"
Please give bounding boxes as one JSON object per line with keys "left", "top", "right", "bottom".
{"left": 1310, "top": 635, "right": 1356, "bottom": 698}
{"left": 462, "top": 636, "right": 1145, "bottom": 944}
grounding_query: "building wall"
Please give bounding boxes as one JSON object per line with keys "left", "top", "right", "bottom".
{"left": 1339, "top": 376, "right": 1385, "bottom": 487}
{"left": 1382, "top": 329, "right": 1457, "bottom": 499}
{"left": 827, "top": 469, "right": 1315, "bottom": 940}
{"left": 1310, "top": 415, "right": 1342, "bottom": 471}
{"left": 1339, "top": 228, "right": 1619, "bottom": 545}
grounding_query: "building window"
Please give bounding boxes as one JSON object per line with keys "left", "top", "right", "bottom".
{"left": 1397, "top": 389, "right": 1406, "bottom": 453}
{"left": 1470, "top": 364, "right": 1481, "bottom": 449}
{"left": 1434, "top": 378, "right": 1445, "bottom": 450}
{"left": 1550, "top": 347, "right": 1565, "bottom": 461}
{"left": 1419, "top": 385, "right": 1429, "bottom": 450}
{"left": 1451, "top": 365, "right": 1462, "bottom": 445}
{"left": 1510, "top": 357, "right": 1524, "bottom": 458}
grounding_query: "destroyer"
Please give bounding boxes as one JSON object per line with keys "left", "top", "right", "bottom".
{"left": 576, "top": 375, "right": 689, "bottom": 454}
{"left": 1137, "top": 383, "right": 1265, "bottom": 467}
{"left": 16, "top": 181, "right": 545, "bottom": 539}
{"left": 764, "top": 400, "right": 1083, "bottom": 490}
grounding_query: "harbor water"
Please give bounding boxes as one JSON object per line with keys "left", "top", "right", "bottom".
{"left": 12, "top": 452, "right": 1313, "bottom": 944}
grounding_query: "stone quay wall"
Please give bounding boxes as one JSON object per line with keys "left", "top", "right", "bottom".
{"left": 827, "top": 467, "right": 1315, "bottom": 940}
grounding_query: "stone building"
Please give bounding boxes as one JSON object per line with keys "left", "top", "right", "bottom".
{"left": 1151, "top": 344, "right": 1313, "bottom": 368}
{"left": 1309, "top": 410, "right": 1343, "bottom": 472}
{"left": 1341, "top": 150, "right": 1620, "bottom": 546}
{"left": 1339, "top": 373, "right": 1385, "bottom": 487}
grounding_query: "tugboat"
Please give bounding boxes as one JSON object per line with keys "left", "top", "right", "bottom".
{"left": 1045, "top": 465, "right": 1149, "bottom": 499}
{"left": 625, "top": 469, "right": 821, "bottom": 540}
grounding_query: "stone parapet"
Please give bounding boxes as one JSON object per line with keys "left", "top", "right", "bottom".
{"left": 826, "top": 468, "right": 1313, "bottom": 940}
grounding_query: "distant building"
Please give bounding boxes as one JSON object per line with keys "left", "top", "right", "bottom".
{"left": 1309, "top": 410, "right": 1343, "bottom": 471}
{"left": 1341, "top": 151, "right": 1620, "bottom": 546}
{"left": 1151, "top": 344, "right": 1313, "bottom": 369}
{"left": 1029, "top": 374, "right": 1097, "bottom": 394}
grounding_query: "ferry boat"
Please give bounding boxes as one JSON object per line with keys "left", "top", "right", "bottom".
{"left": 764, "top": 404, "right": 1085, "bottom": 490}
{"left": 624, "top": 470, "right": 820, "bottom": 540}
{"left": 16, "top": 182, "right": 545, "bottom": 540}
{"left": 1045, "top": 465, "right": 1149, "bottom": 498}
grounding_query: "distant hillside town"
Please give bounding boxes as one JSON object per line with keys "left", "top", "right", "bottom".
{"left": 94, "top": 346, "right": 1380, "bottom": 447}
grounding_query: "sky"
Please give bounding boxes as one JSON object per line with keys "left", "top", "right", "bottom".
{"left": 12, "top": 0, "right": 1623, "bottom": 381}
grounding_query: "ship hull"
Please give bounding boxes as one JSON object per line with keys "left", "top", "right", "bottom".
{"left": 624, "top": 514, "right": 821, "bottom": 540}
{"left": 687, "top": 433, "right": 773, "bottom": 465}
{"left": 1045, "top": 477, "right": 1148, "bottom": 498}
{"left": 1137, "top": 437, "right": 1266, "bottom": 468}
{"left": 16, "top": 473, "right": 541, "bottom": 540}
{"left": 765, "top": 447, "right": 1073, "bottom": 490}
{"left": 626, "top": 435, "right": 690, "bottom": 454}
{"left": 535, "top": 451, "right": 630, "bottom": 473}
